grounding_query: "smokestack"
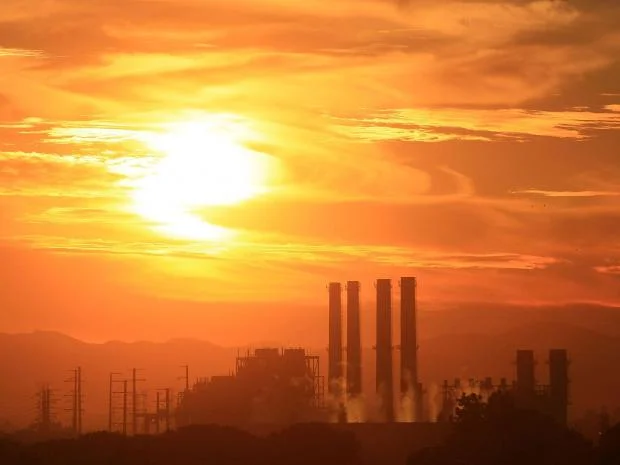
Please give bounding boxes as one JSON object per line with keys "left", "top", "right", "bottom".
{"left": 549, "top": 349, "right": 569, "bottom": 426}
{"left": 376, "top": 278, "right": 394, "bottom": 422}
{"left": 328, "top": 282, "right": 343, "bottom": 396}
{"left": 400, "top": 277, "right": 420, "bottom": 420}
{"left": 346, "top": 281, "right": 362, "bottom": 398}
{"left": 517, "top": 350, "right": 536, "bottom": 408}
{"left": 516, "top": 350, "right": 535, "bottom": 393}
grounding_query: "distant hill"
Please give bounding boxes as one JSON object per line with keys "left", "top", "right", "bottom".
{"left": 0, "top": 332, "right": 236, "bottom": 431}
{"left": 1, "top": 308, "right": 620, "bottom": 430}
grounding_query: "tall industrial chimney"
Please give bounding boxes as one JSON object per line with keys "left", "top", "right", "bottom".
{"left": 515, "top": 349, "right": 536, "bottom": 410}
{"left": 346, "top": 281, "right": 362, "bottom": 398}
{"left": 328, "top": 282, "right": 343, "bottom": 396}
{"left": 376, "top": 279, "right": 394, "bottom": 422}
{"left": 400, "top": 277, "right": 420, "bottom": 420}
{"left": 549, "top": 349, "right": 569, "bottom": 426}
{"left": 516, "top": 350, "right": 535, "bottom": 393}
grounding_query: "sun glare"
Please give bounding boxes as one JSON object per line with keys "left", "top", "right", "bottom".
{"left": 131, "top": 118, "right": 274, "bottom": 241}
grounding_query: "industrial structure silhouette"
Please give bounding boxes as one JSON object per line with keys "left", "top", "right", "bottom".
{"left": 28, "top": 277, "right": 569, "bottom": 434}
{"left": 326, "top": 277, "right": 568, "bottom": 426}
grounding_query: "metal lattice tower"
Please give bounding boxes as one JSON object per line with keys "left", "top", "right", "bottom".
{"left": 65, "top": 367, "right": 83, "bottom": 435}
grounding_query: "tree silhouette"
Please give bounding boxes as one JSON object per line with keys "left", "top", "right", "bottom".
{"left": 453, "top": 393, "right": 486, "bottom": 426}
{"left": 410, "top": 391, "right": 594, "bottom": 465}
{"left": 598, "top": 422, "right": 620, "bottom": 465}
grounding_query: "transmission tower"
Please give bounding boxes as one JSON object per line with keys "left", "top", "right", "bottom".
{"left": 108, "top": 372, "right": 122, "bottom": 431}
{"left": 65, "top": 367, "right": 83, "bottom": 435}
{"left": 35, "top": 385, "right": 55, "bottom": 433}
{"left": 122, "top": 380, "right": 128, "bottom": 435}
{"left": 155, "top": 388, "right": 172, "bottom": 433}
{"left": 177, "top": 365, "right": 190, "bottom": 407}
{"left": 131, "top": 368, "right": 146, "bottom": 436}
{"left": 109, "top": 374, "right": 131, "bottom": 434}
{"left": 181, "top": 365, "right": 190, "bottom": 392}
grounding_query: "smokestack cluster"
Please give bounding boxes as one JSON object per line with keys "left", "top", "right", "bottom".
{"left": 512, "top": 349, "right": 570, "bottom": 426}
{"left": 327, "top": 276, "right": 421, "bottom": 423}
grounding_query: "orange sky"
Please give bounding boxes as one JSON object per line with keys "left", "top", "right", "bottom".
{"left": 1, "top": 0, "right": 620, "bottom": 344}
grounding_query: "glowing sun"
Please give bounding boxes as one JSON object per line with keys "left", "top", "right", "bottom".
{"left": 132, "top": 119, "right": 273, "bottom": 241}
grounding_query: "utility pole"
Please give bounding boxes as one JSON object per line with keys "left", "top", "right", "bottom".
{"left": 65, "top": 367, "right": 83, "bottom": 436}
{"left": 165, "top": 388, "right": 170, "bottom": 431}
{"left": 131, "top": 369, "right": 146, "bottom": 436}
{"left": 108, "top": 372, "right": 121, "bottom": 431}
{"left": 155, "top": 391, "right": 161, "bottom": 434}
{"left": 72, "top": 370, "right": 77, "bottom": 434}
{"left": 36, "top": 385, "right": 54, "bottom": 433}
{"left": 108, "top": 373, "right": 113, "bottom": 432}
{"left": 44, "top": 386, "right": 52, "bottom": 432}
{"left": 122, "top": 380, "right": 128, "bottom": 436}
{"left": 77, "top": 367, "right": 82, "bottom": 435}
{"left": 109, "top": 375, "right": 127, "bottom": 434}
{"left": 155, "top": 388, "right": 172, "bottom": 433}
{"left": 178, "top": 365, "right": 190, "bottom": 409}
{"left": 182, "top": 365, "right": 189, "bottom": 392}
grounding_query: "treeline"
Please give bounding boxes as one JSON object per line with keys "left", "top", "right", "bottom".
{"left": 1, "top": 395, "right": 620, "bottom": 465}
{"left": 0, "top": 424, "right": 362, "bottom": 465}
{"left": 409, "top": 392, "right": 620, "bottom": 465}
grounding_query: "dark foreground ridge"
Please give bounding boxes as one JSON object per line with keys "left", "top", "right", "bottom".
{"left": 2, "top": 397, "right": 620, "bottom": 465}
{"left": 5, "top": 424, "right": 363, "bottom": 465}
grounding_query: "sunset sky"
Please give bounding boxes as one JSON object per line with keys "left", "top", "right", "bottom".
{"left": 1, "top": 0, "right": 620, "bottom": 344}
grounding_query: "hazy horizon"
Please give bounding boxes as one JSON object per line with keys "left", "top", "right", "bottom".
{"left": 3, "top": 299, "right": 620, "bottom": 345}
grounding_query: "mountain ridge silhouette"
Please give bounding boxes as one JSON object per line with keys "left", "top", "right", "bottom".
{"left": 2, "top": 313, "right": 620, "bottom": 430}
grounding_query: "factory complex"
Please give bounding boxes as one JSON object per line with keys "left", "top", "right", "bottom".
{"left": 173, "top": 277, "right": 569, "bottom": 429}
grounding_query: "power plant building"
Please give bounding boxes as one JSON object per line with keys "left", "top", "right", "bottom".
{"left": 176, "top": 348, "right": 325, "bottom": 427}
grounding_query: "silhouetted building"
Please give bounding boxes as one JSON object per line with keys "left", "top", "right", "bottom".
{"left": 346, "top": 281, "right": 362, "bottom": 398}
{"left": 376, "top": 279, "right": 394, "bottom": 422}
{"left": 176, "top": 348, "right": 326, "bottom": 427}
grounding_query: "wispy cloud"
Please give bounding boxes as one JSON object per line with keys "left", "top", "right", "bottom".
{"left": 43, "top": 126, "right": 146, "bottom": 144}
{"left": 0, "top": 150, "right": 134, "bottom": 199}
{"left": 20, "top": 207, "right": 140, "bottom": 225}
{"left": 595, "top": 265, "right": 620, "bottom": 275}
{"left": 333, "top": 107, "right": 620, "bottom": 142}
{"left": 8, "top": 232, "right": 560, "bottom": 272}
{"left": 0, "top": 151, "right": 107, "bottom": 165}
{"left": 0, "top": 47, "right": 44, "bottom": 58}
{"left": 512, "top": 189, "right": 620, "bottom": 198}
{"left": 332, "top": 125, "right": 490, "bottom": 143}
